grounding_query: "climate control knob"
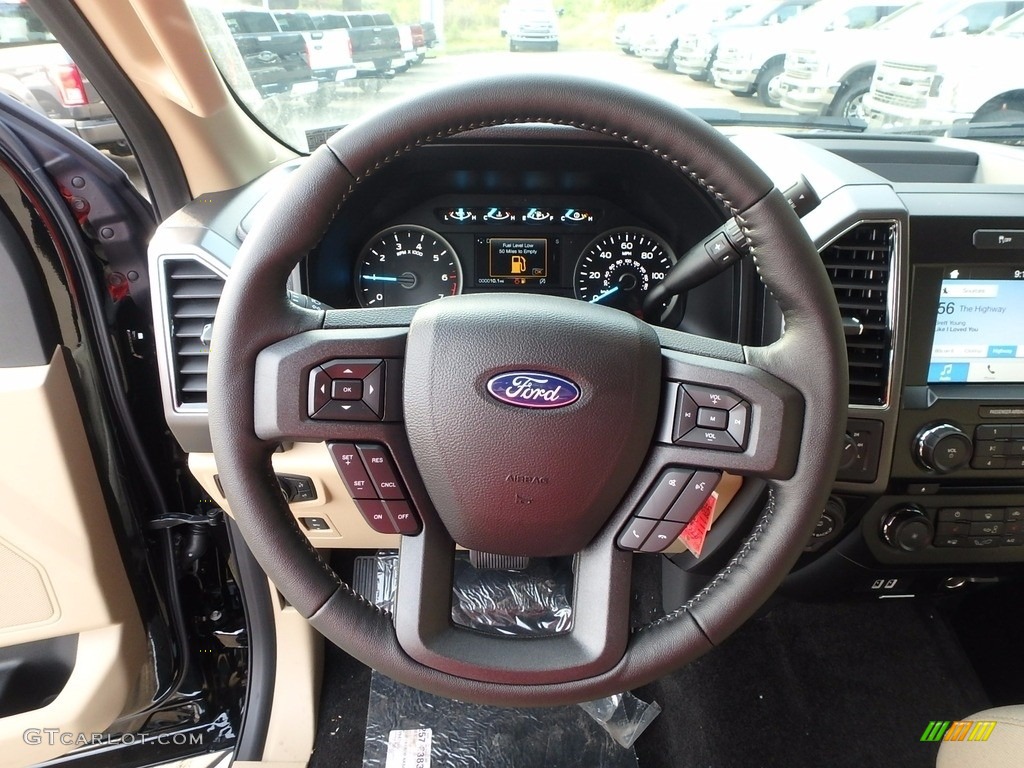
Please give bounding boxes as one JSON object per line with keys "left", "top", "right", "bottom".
{"left": 915, "top": 423, "right": 972, "bottom": 473}
{"left": 881, "top": 507, "right": 933, "bottom": 552}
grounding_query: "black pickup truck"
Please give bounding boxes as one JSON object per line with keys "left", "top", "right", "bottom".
{"left": 307, "top": 10, "right": 404, "bottom": 77}
{"left": 222, "top": 9, "right": 317, "bottom": 97}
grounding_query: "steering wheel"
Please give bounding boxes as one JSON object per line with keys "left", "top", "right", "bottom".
{"left": 208, "top": 74, "right": 846, "bottom": 707}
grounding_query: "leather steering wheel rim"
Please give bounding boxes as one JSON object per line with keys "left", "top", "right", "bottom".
{"left": 208, "top": 74, "right": 847, "bottom": 707}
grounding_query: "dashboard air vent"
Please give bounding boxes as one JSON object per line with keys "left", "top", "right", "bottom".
{"left": 164, "top": 259, "right": 224, "bottom": 407}
{"left": 819, "top": 222, "right": 895, "bottom": 406}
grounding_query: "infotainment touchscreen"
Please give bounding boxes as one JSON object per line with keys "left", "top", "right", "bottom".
{"left": 927, "top": 267, "right": 1024, "bottom": 384}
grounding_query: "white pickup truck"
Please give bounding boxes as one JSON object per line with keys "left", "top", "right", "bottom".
{"left": 614, "top": 0, "right": 690, "bottom": 55}
{"left": 780, "top": 0, "right": 1024, "bottom": 120}
{"left": 636, "top": 2, "right": 751, "bottom": 71}
{"left": 711, "top": 0, "right": 907, "bottom": 106}
{"left": 672, "top": 0, "right": 817, "bottom": 81}
{"left": 270, "top": 9, "right": 358, "bottom": 83}
{"left": 863, "top": 9, "right": 1024, "bottom": 128}
{"left": 500, "top": 0, "right": 560, "bottom": 51}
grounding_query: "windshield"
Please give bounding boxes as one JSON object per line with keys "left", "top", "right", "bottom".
{"left": 987, "top": 6, "right": 1024, "bottom": 32}
{"left": 727, "top": 0, "right": 810, "bottom": 26}
{"left": 187, "top": 0, "right": 1024, "bottom": 152}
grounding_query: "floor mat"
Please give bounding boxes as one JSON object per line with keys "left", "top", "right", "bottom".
{"left": 310, "top": 644, "right": 373, "bottom": 768}
{"left": 360, "top": 672, "right": 641, "bottom": 768}
{"left": 632, "top": 598, "right": 990, "bottom": 768}
{"left": 310, "top": 597, "right": 989, "bottom": 768}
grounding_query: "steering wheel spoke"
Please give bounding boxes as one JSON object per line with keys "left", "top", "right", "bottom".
{"left": 651, "top": 342, "right": 805, "bottom": 481}
{"left": 390, "top": 506, "right": 633, "bottom": 684}
{"left": 253, "top": 323, "right": 410, "bottom": 443}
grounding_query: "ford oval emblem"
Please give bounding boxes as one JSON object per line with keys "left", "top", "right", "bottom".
{"left": 486, "top": 371, "right": 580, "bottom": 409}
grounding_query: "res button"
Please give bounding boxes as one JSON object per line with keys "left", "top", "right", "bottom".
{"left": 356, "top": 443, "right": 406, "bottom": 500}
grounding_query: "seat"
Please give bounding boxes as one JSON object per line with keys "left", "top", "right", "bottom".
{"left": 936, "top": 706, "right": 1024, "bottom": 768}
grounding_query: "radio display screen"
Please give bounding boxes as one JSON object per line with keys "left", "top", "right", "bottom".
{"left": 928, "top": 267, "right": 1024, "bottom": 383}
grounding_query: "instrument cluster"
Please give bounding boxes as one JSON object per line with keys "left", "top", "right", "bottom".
{"left": 341, "top": 196, "right": 685, "bottom": 325}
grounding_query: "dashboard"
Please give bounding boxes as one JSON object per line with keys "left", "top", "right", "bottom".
{"left": 149, "top": 125, "right": 1024, "bottom": 599}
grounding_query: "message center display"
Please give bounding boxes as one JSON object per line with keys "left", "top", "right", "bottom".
{"left": 475, "top": 237, "right": 556, "bottom": 287}
{"left": 928, "top": 268, "right": 1024, "bottom": 383}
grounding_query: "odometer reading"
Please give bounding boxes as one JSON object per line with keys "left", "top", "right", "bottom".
{"left": 574, "top": 228, "right": 676, "bottom": 318}
{"left": 356, "top": 225, "right": 462, "bottom": 308}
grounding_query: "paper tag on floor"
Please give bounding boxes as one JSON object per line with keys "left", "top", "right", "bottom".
{"left": 385, "top": 728, "right": 431, "bottom": 768}
{"left": 679, "top": 491, "right": 719, "bottom": 558}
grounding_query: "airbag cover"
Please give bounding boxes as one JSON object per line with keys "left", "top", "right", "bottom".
{"left": 404, "top": 294, "right": 661, "bottom": 556}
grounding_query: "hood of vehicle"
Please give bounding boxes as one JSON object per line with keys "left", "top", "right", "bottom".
{"left": 717, "top": 23, "right": 807, "bottom": 50}
{"left": 785, "top": 28, "right": 903, "bottom": 57}
{"left": 879, "top": 33, "right": 999, "bottom": 66}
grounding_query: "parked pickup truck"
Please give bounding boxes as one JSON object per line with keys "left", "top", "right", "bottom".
{"left": 614, "top": 0, "right": 690, "bottom": 55}
{"left": 864, "top": 8, "right": 1024, "bottom": 128}
{"left": 711, "top": 0, "right": 906, "bottom": 106}
{"left": 780, "top": 0, "right": 1024, "bottom": 120}
{"left": 672, "top": 0, "right": 818, "bottom": 82}
{"left": 307, "top": 11, "right": 404, "bottom": 77}
{"left": 271, "top": 9, "right": 357, "bottom": 83}
{"left": 395, "top": 23, "right": 428, "bottom": 71}
{"left": 636, "top": 1, "right": 751, "bottom": 72}
{"left": 0, "top": 1, "right": 128, "bottom": 154}
{"left": 222, "top": 9, "right": 318, "bottom": 97}
{"left": 500, "top": 0, "right": 560, "bottom": 52}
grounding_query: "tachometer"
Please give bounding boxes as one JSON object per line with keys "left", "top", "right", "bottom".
{"left": 574, "top": 228, "right": 676, "bottom": 319}
{"left": 356, "top": 225, "right": 462, "bottom": 308}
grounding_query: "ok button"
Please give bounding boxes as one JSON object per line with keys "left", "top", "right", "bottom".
{"left": 332, "top": 379, "right": 363, "bottom": 400}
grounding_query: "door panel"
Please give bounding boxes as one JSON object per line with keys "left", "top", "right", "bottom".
{"left": 0, "top": 348, "right": 145, "bottom": 767}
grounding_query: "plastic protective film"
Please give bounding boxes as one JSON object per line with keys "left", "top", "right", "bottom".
{"left": 362, "top": 673, "right": 642, "bottom": 768}
{"left": 450, "top": 554, "right": 574, "bottom": 636}
{"left": 356, "top": 551, "right": 661, "bottom": 766}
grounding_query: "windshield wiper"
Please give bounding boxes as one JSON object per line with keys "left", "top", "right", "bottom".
{"left": 945, "top": 121, "right": 1024, "bottom": 145}
{"left": 872, "top": 121, "right": 1024, "bottom": 145}
{"left": 688, "top": 109, "right": 869, "bottom": 132}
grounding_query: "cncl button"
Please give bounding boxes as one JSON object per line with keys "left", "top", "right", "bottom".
{"left": 356, "top": 444, "right": 406, "bottom": 500}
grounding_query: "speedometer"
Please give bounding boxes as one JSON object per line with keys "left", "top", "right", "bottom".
{"left": 574, "top": 228, "right": 677, "bottom": 320}
{"left": 356, "top": 225, "right": 462, "bottom": 308}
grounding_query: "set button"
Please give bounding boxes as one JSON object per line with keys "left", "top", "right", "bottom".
{"left": 309, "top": 359, "right": 384, "bottom": 421}
{"left": 328, "top": 442, "right": 421, "bottom": 535}
{"left": 672, "top": 384, "right": 749, "bottom": 452}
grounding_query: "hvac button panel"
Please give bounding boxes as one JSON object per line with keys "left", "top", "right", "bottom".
{"left": 617, "top": 468, "right": 721, "bottom": 552}
{"left": 309, "top": 359, "right": 385, "bottom": 421}
{"left": 672, "top": 384, "right": 749, "bottom": 452}
{"left": 328, "top": 442, "right": 422, "bottom": 535}
{"left": 926, "top": 507, "right": 1024, "bottom": 549}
